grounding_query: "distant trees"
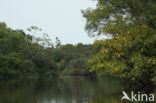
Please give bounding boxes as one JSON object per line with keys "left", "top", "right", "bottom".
{"left": 49, "top": 43, "right": 97, "bottom": 76}
{"left": 82, "top": 0, "right": 156, "bottom": 86}
{"left": 0, "top": 22, "right": 97, "bottom": 79}
{"left": 0, "top": 22, "right": 58, "bottom": 79}
{"left": 55, "top": 37, "right": 61, "bottom": 48}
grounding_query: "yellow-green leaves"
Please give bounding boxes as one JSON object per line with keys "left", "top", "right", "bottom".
{"left": 83, "top": 0, "right": 156, "bottom": 85}
{"left": 88, "top": 23, "right": 156, "bottom": 82}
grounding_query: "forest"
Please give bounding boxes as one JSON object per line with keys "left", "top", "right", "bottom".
{"left": 0, "top": 0, "right": 156, "bottom": 89}
{"left": 1, "top": 0, "right": 156, "bottom": 103}
{"left": 0, "top": 23, "right": 96, "bottom": 79}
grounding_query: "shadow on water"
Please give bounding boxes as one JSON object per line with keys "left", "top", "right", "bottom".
{"left": 0, "top": 76, "right": 155, "bottom": 103}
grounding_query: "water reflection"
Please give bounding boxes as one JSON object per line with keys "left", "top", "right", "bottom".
{"left": 0, "top": 76, "right": 152, "bottom": 103}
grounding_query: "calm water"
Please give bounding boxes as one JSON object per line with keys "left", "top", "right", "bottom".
{"left": 0, "top": 76, "right": 126, "bottom": 103}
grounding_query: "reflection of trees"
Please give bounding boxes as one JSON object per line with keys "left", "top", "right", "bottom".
{"left": 0, "top": 77, "right": 123, "bottom": 103}
{"left": 89, "top": 93, "right": 120, "bottom": 103}
{"left": 0, "top": 80, "right": 38, "bottom": 103}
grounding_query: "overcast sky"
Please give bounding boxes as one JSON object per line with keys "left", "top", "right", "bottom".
{"left": 0, "top": 0, "right": 98, "bottom": 44}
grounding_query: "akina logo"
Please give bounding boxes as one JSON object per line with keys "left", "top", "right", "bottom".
{"left": 121, "top": 91, "right": 155, "bottom": 102}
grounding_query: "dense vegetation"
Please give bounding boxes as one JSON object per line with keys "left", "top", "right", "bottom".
{"left": 49, "top": 43, "right": 96, "bottom": 76}
{"left": 0, "top": 22, "right": 96, "bottom": 79}
{"left": 82, "top": 0, "right": 156, "bottom": 86}
{"left": 0, "top": 23, "right": 59, "bottom": 79}
{"left": 0, "top": 0, "right": 156, "bottom": 89}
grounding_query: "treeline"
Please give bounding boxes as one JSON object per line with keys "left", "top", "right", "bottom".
{"left": 0, "top": 22, "right": 96, "bottom": 79}
{"left": 49, "top": 43, "right": 96, "bottom": 76}
{"left": 0, "top": 23, "right": 59, "bottom": 79}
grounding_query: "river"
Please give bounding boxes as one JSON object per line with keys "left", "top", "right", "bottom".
{"left": 0, "top": 76, "right": 144, "bottom": 103}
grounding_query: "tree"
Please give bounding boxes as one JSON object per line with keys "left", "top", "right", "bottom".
{"left": 55, "top": 37, "right": 61, "bottom": 48}
{"left": 82, "top": 0, "right": 156, "bottom": 36}
{"left": 82, "top": 0, "right": 156, "bottom": 86}
{"left": 0, "top": 22, "right": 59, "bottom": 79}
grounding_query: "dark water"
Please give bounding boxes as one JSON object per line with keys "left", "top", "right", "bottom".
{"left": 0, "top": 76, "right": 143, "bottom": 103}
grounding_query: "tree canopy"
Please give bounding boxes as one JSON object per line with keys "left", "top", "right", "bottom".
{"left": 0, "top": 22, "right": 96, "bottom": 79}
{"left": 0, "top": 23, "right": 58, "bottom": 79}
{"left": 82, "top": 0, "right": 156, "bottom": 86}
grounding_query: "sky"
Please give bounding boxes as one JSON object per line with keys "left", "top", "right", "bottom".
{"left": 0, "top": 0, "right": 98, "bottom": 44}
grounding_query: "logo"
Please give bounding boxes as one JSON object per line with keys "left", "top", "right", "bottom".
{"left": 121, "top": 91, "right": 154, "bottom": 102}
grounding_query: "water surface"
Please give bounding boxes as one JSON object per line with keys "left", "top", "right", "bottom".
{"left": 0, "top": 76, "right": 123, "bottom": 103}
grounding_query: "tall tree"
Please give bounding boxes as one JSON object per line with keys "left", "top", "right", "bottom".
{"left": 82, "top": 0, "right": 156, "bottom": 86}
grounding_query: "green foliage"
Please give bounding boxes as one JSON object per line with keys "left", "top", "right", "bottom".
{"left": 0, "top": 23, "right": 58, "bottom": 79}
{"left": 55, "top": 37, "right": 61, "bottom": 48}
{"left": 82, "top": 0, "right": 156, "bottom": 85}
{"left": 82, "top": 0, "right": 156, "bottom": 36}
{"left": 49, "top": 43, "right": 97, "bottom": 76}
{"left": 0, "top": 22, "right": 96, "bottom": 79}
{"left": 27, "top": 26, "right": 54, "bottom": 47}
{"left": 89, "top": 24, "right": 156, "bottom": 81}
